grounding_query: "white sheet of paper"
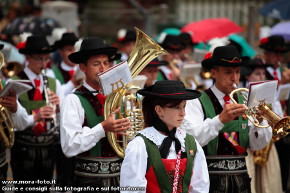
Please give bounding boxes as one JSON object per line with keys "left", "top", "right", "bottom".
{"left": 276, "top": 83, "right": 290, "bottom": 101}
{"left": 180, "top": 63, "right": 202, "bottom": 78}
{"left": 127, "top": 75, "right": 147, "bottom": 89}
{"left": 0, "top": 79, "right": 32, "bottom": 97}
{"left": 247, "top": 80, "right": 278, "bottom": 108}
{"left": 98, "top": 61, "right": 132, "bottom": 96}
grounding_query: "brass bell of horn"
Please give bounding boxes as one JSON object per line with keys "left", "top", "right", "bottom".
{"left": 0, "top": 51, "right": 15, "bottom": 148}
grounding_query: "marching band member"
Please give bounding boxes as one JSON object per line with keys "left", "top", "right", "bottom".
{"left": 120, "top": 80, "right": 209, "bottom": 193}
{"left": 60, "top": 37, "right": 130, "bottom": 192}
{"left": 240, "top": 57, "right": 283, "bottom": 193}
{"left": 259, "top": 35, "right": 290, "bottom": 192}
{"left": 10, "top": 35, "right": 63, "bottom": 192}
{"left": 181, "top": 45, "right": 272, "bottom": 193}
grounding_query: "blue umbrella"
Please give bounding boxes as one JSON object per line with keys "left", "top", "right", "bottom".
{"left": 259, "top": 0, "right": 290, "bottom": 20}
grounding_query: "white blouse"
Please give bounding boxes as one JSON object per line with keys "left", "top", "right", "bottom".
{"left": 120, "top": 126, "right": 209, "bottom": 193}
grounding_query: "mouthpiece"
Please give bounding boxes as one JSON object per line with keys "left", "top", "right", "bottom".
{"left": 233, "top": 83, "right": 238, "bottom": 89}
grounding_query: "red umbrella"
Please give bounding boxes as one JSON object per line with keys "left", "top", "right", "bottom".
{"left": 181, "top": 18, "right": 243, "bottom": 43}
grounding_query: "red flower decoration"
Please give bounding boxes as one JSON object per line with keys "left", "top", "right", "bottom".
{"left": 96, "top": 93, "right": 107, "bottom": 115}
{"left": 33, "top": 121, "right": 47, "bottom": 136}
{"left": 204, "top": 52, "right": 212, "bottom": 59}
{"left": 16, "top": 41, "right": 26, "bottom": 50}
{"left": 260, "top": 37, "right": 268, "bottom": 45}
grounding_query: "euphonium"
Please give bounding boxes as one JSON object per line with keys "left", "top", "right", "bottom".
{"left": 229, "top": 84, "right": 290, "bottom": 138}
{"left": 0, "top": 52, "right": 15, "bottom": 148}
{"left": 104, "top": 27, "right": 168, "bottom": 158}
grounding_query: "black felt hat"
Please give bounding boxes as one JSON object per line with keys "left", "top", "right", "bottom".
{"left": 259, "top": 35, "right": 290, "bottom": 53}
{"left": 179, "top": 32, "right": 197, "bottom": 46}
{"left": 146, "top": 58, "right": 169, "bottom": 67}
{"left": 54, "top": 32, "right": 78, "bottom": 48}
{"left": 68, "top": 37, "right": 118, "bottom": 64}
{"left": 159, "top": 34, "right": 185, "bottom": 51}
{"left": 109, "top": 53, "right": 121, "bottom": 62}
{"left": 201, "top": 45, "right": 249, "bottom": 70}
{"left": 19, "top": 35, "right": 56, "bottom": 54}
{"left": 240, "top": 58, "right": 273, "bottom": 78}
{"left": 137, "top": 80, "right": 201, "bottom": 100}
{"left": 118, "top": 29, "right": 136, "bottom": 43}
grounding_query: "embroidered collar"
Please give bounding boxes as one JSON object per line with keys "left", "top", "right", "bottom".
{"left": 138, "top": 126, "right": 186, "bottom": 151}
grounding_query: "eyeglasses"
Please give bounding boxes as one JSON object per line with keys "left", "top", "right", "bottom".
{"left": 30, "top": 55, "right": 51, "bottom": 63}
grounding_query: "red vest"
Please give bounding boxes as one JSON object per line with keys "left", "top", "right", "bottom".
{"left": 145, "top": 158, "right": 188, "bottom": 193}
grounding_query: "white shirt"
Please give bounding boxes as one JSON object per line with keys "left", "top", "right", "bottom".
{"left": 46, "top": 62, "right": 77, "bottom": 96}
{"left": 180, "top": 84, "right": 272, "bottom": 150}
{"left": 120, "top": 126, "right": 209, "bottom": 193}
{"left": 159, "top": 66, "right": 172, "bottom": 80}
{"left": 267, "top": 67, "right": 282, "bottom": 81}
{"left": 10, "top": 101, "right": 30, "bottom": 131}
{"left": 60, "top": 82, "right": 106, "bottom": 158}
{"left": 8, "top": 66, "right": 64, "bottom": 130}
{"left": 120, "top": 52, "right": 128, "bottom": 62}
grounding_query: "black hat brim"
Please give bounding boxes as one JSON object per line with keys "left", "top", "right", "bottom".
{"left": 259, "top": 44, "right": 290, "bottom": 53}
{"left": 146, "top": 60, "right": 169, "bottom": 67}
{"left": 19, "top": 45, "right": 57, "bottom": 54}
{"left": 202, "top": 56, "right": 249, "bottom": 70}
{"left": 69, "top": 47, "right": 118, "bottom": 64}
{"left": 54, "top": 40, "right": 78, "bottom": 48}
{"left": 137, "top": 87, "right": 201, "bottom": 100}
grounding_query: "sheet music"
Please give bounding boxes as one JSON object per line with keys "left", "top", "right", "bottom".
{"left": 180, "top": 63, "right": 201, "bottom": 78}
{"left": 276, "top": 83, "right": 290, "bottom": 101}
{"left": 0, "top": 80, "right": 32, "bottom": 97}
{"left": 247, "top": 80, "right": 278, "bottom": 108}
{"left": 98, "top": 61, "right": 132, "bottom": 96}
{"left": 127, "top": 75, "right": 147, "bottom": 89}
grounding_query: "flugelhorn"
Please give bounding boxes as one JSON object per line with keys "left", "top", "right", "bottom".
{"left": 0, "top": 51, "right": 15, "bottom": 148}
{"left": 229, "top": 83, "right": 290, "bottom": 138}
{"left": 104, "top": 27, "right": 168, "bottom": 158}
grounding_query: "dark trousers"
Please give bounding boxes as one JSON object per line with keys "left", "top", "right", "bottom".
{"left": 0, "top": 162, "right": 8, "bottom": 193}
{"left": 209, "top": 173, "right": 251, "bottom": 193}
{"left": 55, "top": 143, "right": 75, "bottom": 189}
{"left": 10, "top": 142, "right": 55, "bottom": 193}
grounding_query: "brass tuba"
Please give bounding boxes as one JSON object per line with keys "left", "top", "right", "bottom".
{"left": 104, "top": 27, "right": 168, "bottom": 158}
{"left": 229, "top": 84, "right": 290, "bottom": 138}
{"left": 0, "top": 52, "right": 15, "bottom": 148}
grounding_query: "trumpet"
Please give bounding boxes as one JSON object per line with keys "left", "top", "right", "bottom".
{"left": 229, "top": 83, "right": 290, "bottom": 138}
{"left": 41, "top": 69, "right": 57, "bottom": 131}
